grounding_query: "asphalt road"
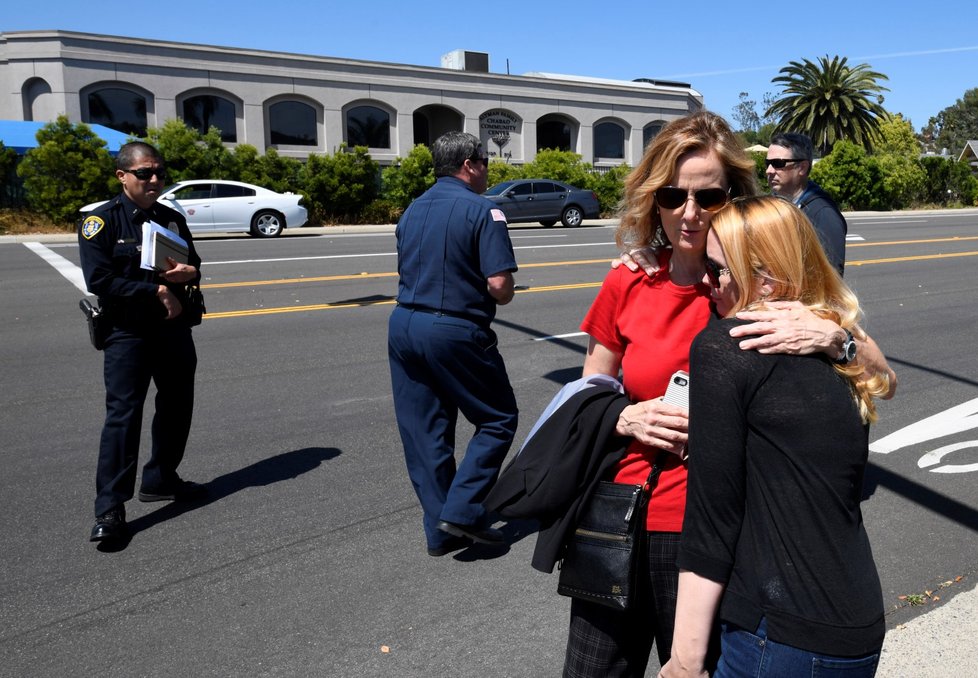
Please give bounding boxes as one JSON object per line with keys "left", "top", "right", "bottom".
{"left": 1, "top": 211, "right": 977, "bottom": 677}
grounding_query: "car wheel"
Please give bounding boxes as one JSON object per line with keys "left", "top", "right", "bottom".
{"left": 250, "top": 210, "right": 284, "bottom": 237}
{"left": 561, "top": 206, "right": 584, "bottom": 228}
{"left": 539, "top": 220, "right": 556, "bottom": 228}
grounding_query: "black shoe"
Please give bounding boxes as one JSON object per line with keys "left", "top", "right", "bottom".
{"left": 90, "top": 508, "right": 127, "bottom": 542}
{"left": 436, "top": 520, "right": 505, "bottom": 545}
{"left": 138, "top": 479, "right": 208, "bottom": 503}
{"left": 427, "top": 535, "right": 473, "bottom": 557}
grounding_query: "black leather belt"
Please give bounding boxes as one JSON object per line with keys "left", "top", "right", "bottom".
{"left": 397, "top": 303, "right": 480, "bottom": 323}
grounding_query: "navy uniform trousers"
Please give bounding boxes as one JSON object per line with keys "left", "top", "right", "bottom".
{"left": 388, "top": 306, "right": 518, "bottom": 549}
{"left": 95, "top": 324, "right": 197, "bottom": 517}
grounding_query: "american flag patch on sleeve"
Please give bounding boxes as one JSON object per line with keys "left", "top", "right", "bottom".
{"left": 490, "top": 209, "right": 507, "bottom": 223}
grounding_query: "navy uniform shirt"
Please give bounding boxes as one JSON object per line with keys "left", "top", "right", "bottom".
{"left": 78, "top": 192, "right": 201, "bottom": 328}
{"left": 395, "top": 176, "right": 517, "bottom": 323}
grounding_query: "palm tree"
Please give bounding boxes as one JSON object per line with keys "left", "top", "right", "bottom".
{"left": 765, "top": 55, "right": 889, "bottom": 155}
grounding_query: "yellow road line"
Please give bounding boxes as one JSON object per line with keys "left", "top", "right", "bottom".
{"left": 848, "top": 250, "right": 978, "bottom": 266}
{"left": 201, "top": 258, "right": 614, "bottom": 289}
{"left": 848, "top": 235, "right": 978, "bottom": 248}
{"left": 204, "top": 281, "right": 604, "bottom": 319}
{"left": 202, "top": 249, "right": 978, "bottom": 319}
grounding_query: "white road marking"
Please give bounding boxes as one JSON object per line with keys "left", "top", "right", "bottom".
{"left": 870, "top": 397, "right": 978, "bottom": 475}
{"left": 533, "top": 331, "right": 587, "bottom": 342}
{"left": 24, "top": 242, "right": 91, "bottom": 294}
{"left": 918, "top": 441, "right": 978, "bottom": 474}
{"left": 846, "top": 234, "right": 865, "bottom": 241}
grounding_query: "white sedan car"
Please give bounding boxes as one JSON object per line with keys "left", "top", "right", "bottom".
{"left": 81, "top": 180, "right": 307, "bottom": 237}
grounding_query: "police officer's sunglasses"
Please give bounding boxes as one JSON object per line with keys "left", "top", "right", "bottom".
{"left": 123, "top": 167, "right": 167, "bottom": 181}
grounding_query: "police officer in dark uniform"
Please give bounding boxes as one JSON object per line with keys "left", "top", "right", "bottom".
{"left": 79, "top": 141, "right": 206, "bottom": 545}
{"left": 388, "top": 131, "right": 519, "bottom": 557}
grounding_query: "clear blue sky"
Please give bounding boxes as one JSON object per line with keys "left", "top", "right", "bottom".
{"left": 4, "top": 0, "right": 977, "bottom": 133}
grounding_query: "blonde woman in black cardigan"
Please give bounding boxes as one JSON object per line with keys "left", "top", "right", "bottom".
{"left": 660, "top": 196, "right": 892, "bottom": 678}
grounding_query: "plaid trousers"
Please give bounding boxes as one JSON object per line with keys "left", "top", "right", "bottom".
{"left": 562, "top": 531, "right": 681, "bottom": 678}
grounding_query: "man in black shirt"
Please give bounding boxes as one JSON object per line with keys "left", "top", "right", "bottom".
{"left": 766, "top": 132, "right": 847, "bottom": 275}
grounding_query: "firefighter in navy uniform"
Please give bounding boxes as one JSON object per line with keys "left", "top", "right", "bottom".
{"left": 79, "top": 141, "right": 206, "bottom": 545}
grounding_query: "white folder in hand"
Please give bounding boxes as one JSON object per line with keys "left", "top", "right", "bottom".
{"left": 140, "top": 221, "right": 189, "bottom": 271}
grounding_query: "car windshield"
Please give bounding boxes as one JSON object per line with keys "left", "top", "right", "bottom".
{"left": 484, "top": 182, "right": 516, "bottom": 196}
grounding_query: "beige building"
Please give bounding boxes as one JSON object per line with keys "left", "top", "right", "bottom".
{"left": 0, "top": 30, "right": 704, "bottom": 166}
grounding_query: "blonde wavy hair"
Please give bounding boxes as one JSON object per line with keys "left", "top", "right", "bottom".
{"left": 616, "top": 111, "right": 758, "bottom": 251}
{"left": 710, "top": 195, "right": 889, "bottom": 423}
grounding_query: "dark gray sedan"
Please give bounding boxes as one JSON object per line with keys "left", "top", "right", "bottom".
{"left": 484, "top": 179, "right": 601, "bottom": 227}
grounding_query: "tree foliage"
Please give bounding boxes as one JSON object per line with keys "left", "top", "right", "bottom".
{"left": 921, "top": 87, "right": 978, "bottom": 156}
{"left": 731, "top": 91, "right": 777, "bottom": 135}
{"left": 232, "top": 145, "right": 303, "bottom": 194}
{"left": 16, "top": 116, "right": 116, "bottom": 223}
{"left": 589, "top": 164, "right": 630, "bottom": 214}
{"left": 809, "top": 140, "right": 886, "bottom": 211}
{"left": 520, "top": 149, "right": 593, "bottom": 188}
{"left": 919, "top": 156, "right": 978, "bottom": 206}
{"left": 873, "top": 115, "right": 927, "bottom": 209}
{"left": 486, "top": 160, "right": 523, "bottom": 188}
{"left": 303, "top": 145, "right": 379, "bottom": 222}
{"left": 0, "top": 142, "right": 20, "bottom": 208}
{"left": 145, "top": 119, "right": 234, "bottom": 181}
{"left": 381, "top": 144, "right": 434, "bottom": 209}
{"left": 766, "top": 55, "right": 889, "bottom": 155}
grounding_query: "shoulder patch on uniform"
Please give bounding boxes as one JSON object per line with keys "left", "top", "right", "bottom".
{"left": 490, "top": 208, "right": 507, "bottom": 223}
{"left": 81, "top": 216, "right": 105, "bottom": 239}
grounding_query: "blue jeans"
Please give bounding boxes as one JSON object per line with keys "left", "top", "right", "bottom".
{"left": 715, "top": 618, "right": 880, "bottom": 678}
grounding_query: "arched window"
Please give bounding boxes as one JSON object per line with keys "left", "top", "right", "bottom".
{"left": 594, "top": 122, "right": 625, "bottom": 159}
{"left": 269, "top": 100, "right": 317, "bottom": 146}
{"left": 22, "top": 78, "right": 52, "bottom": 121}
{"left": 537, "top": 119, "right": 572, "bottom": 152}
{"left": 347, "top": 105, "right": 391, "bottom": 148}
{"left": 643, "top": 121, "right": 666, "bottom": 150}
{"left": 86, "top": 87, "right": 148, "bottom": 136}
{"left": 183, "top": 95, "right": 237, "bottom": 142}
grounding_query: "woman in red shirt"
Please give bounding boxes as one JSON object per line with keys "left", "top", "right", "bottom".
{"left": 564, "top": 113, "right": 895, "bottom": 677}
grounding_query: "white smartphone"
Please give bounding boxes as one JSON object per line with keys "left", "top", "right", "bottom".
{"left": 662, "top": 370, "right": 690, "bottom": 410}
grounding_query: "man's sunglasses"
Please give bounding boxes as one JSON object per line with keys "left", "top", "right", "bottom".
{"left": 655, "top": 186, "right": 729, "bottom": 212}
{"left": 704, "top": 258, "right": 731, "bottom": 288}
{"left": 764, "top": 158, "right": 805, "bottom": 169}
{"left": 470, "top": 156, "right": 489, "bottom": 166}
{"left": 123, "top": 167, "right": 167, "bottom": 181}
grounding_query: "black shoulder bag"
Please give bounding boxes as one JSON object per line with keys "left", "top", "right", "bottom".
{"left": 557, "top": 453, "right": 668, "bottom": 610}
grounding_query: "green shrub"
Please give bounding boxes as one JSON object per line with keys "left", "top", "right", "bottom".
{"left": 381, "top": 144, "right": 434, "bottom": 209}
{"left": 303, "top": 145, "right": 379, "bottom": 222}
{"left": 17, "top": 116, "right": 116, "bottom": 223}
{"left": 360, "top": 198, "right": 403, "bottom": 224}
{"left": 487, "top": 160, "right": 523, "bottom": 188}
{"left": 587, "top": 164, "right": 630, "bottom": 215}
{"left": 810, "top": 141, "right": 886, "bottom": 211}
{"left": 521, "top": 149, "right": 592, "bottom": 188}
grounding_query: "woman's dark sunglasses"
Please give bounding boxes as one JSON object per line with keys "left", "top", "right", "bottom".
{"left": 655, "top": 186, "right": 729, "bottom": 212}
{"left": 124, "top": 167, "right": 167, "bottom": 181}
{"left": 704, "top": 258, "right": 731, "bottom": 288}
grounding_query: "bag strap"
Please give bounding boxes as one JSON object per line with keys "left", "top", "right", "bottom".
{"left": 639, "top": 452, "right": 670, "bottom": 505}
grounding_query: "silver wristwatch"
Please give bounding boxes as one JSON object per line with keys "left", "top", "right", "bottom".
{"left": 835, "top": 329, "right": 857, "bottom": 365}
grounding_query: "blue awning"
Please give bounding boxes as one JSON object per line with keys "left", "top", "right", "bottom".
{"left": 0, "top": 120, "right": 132, "bottom": 155}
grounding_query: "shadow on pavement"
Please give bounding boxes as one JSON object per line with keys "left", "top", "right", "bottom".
{"left": 123, "top": 446, "right": 342, "bottom": 541}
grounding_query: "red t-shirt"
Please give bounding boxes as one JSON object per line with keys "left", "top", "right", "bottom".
{"left": 580, "top": 255, "right": 713, "bottom": 531}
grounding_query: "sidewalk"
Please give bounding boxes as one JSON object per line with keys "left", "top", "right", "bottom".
{"left": 877, "top": 584, "right": 978, "bottom": 676}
